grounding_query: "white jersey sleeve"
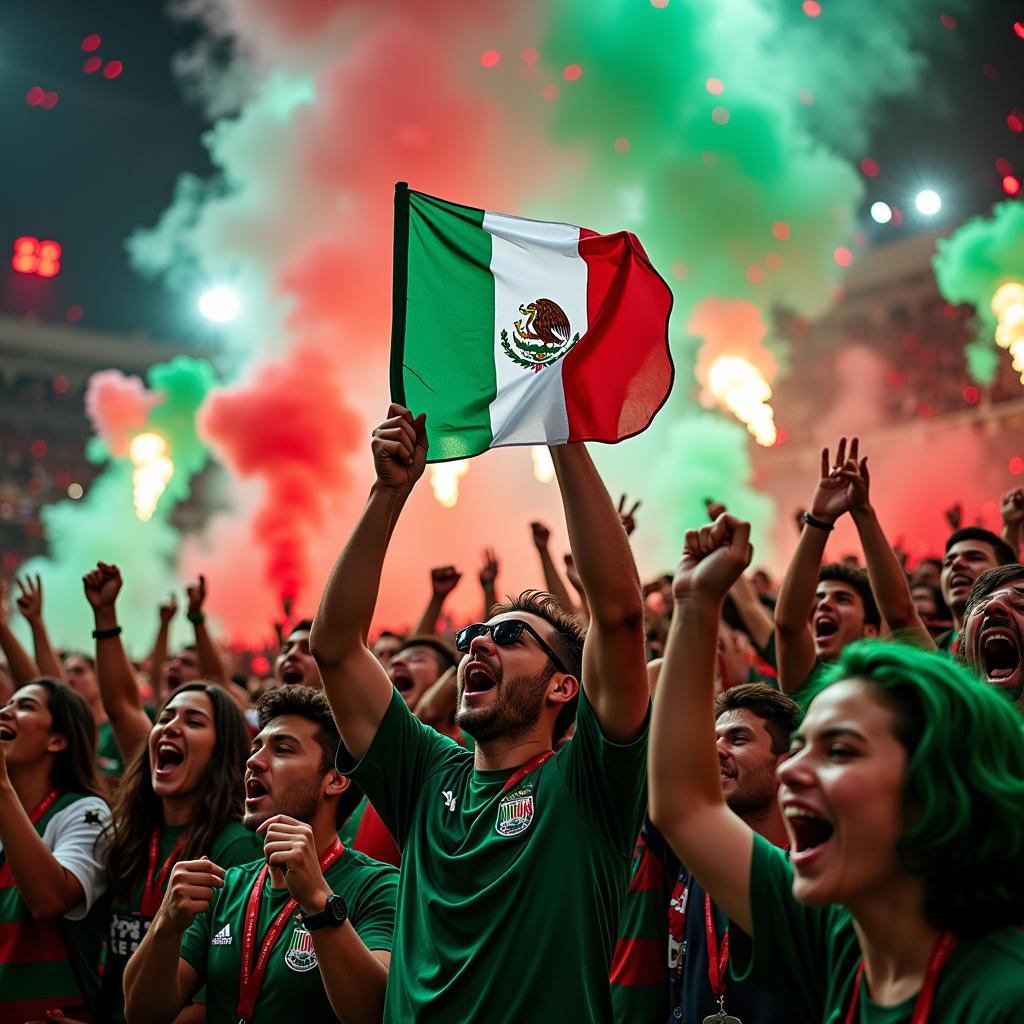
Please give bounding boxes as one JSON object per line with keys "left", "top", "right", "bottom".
{"left": 40, "top": 796, "right": 112, "bottom": 920}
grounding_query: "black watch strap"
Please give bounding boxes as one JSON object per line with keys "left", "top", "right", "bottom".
{"left": 300, "top": 894, "right": 348, "bottom": 931}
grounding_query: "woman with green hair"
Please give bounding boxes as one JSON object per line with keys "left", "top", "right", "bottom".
{"left": 649, "top": 513, "right": 1024, "bottom": 1023}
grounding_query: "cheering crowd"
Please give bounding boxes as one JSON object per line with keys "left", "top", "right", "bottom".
{"left": 1, "top": 403, "right": 1023, "bottom": 1023}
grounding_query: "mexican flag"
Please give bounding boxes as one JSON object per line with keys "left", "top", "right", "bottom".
{"left": 390, "top": 184, "right": 674, "bottom": 462}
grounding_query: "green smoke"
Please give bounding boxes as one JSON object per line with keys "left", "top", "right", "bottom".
{"left": 933, "top": 201, "right": 1024, "bottom": 385}
{"left": 16, "top": 357, "right": 218, "bottom": 656}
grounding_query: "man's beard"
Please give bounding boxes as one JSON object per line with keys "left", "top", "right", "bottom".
{"left": 723, "top": 763, "right": 778, "bottom": 820}
{"left": 243, "top": 776, "right": 322, "bottom": 831}
{"left": 456, "top": 666, "right": 553, "bottom": 744}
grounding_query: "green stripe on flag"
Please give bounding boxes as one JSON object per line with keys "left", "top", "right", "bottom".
{"left": 397, "top": 189, "right": 497, "bottom": 461}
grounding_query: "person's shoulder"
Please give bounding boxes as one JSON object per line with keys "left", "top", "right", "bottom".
{"left": 210, "top": 820, "right": 262, "bottom": 863}
{"left": 335, "top": 845, "right": 400, "bottom": 883}
{"left": 49, "top": 793, "right": 111, "bottom": 829}
{"left": 970, "top": 926, "right": 1024, "bottom": 968}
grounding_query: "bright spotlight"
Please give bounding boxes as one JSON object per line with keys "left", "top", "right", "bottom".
{"left": 198, "top": 285, "right": 240, "bottom": 323}
{"left": 914, "top": 190, "right": 941, "bottom": 216}
{"left": 870, "top": 201, "right": 892, "bottom": 224}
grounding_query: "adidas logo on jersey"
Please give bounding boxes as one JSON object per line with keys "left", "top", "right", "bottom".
{"left": 211, "top": 923, "right": 233, "bottom": 946}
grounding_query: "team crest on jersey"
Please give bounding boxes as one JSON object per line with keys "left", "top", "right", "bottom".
{"left": 283, "top": 924, "right": 318, "bottom": 972}
{"left": 495, "top": 785, "right": 536, "bottom": 837}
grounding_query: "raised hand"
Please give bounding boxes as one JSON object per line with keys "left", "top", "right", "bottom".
{"left": 1001, "top": 487, "right": 1024, "bottom": 525}
{"left": 704, "top": 498, "right": 727, "bottom": 522}
{"left": 158, "top": 593, "right": 178, "bottom": 626}
{"left": 479, "top": 548, "right": 499, "bottom": 587}
{"left": 258, "top": 815, "right": 331, "bottom": 914}
{"left": 82, "top": 562, "right": 123, "bottom": 610}
{"left": 431, "top": 566, "right": 462, "bottom": 598}
{"left": 158, "top": 858, "right": 224, "bottom": 934}
{"left": 15, "top": 575, "right": 44, "bottom": 624}
{"left": 371, "top": 403, "right": 428, "bottom": 492}
{"left": 809, "top": 437, "right": 865, "bottom": 524}
{"left": 834, "top": 446, "right": 871, "bottom": 513}
{"left": 673, "top": 515, "right": 752, "bottom": 602}
{"left": 944, "top": 501, "right": 963, "bottom": 532}
{"left": 617, "top": 494, "right": 641, "bottom": 537}
{"left": 530, "top": 521, "right": 551, "bottom": 550}
{"left": 186, "top": 576, "right": 207, "bottom": 616}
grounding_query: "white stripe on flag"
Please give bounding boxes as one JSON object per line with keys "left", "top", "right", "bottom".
{"left": 483, "top": 212, "right": 590, "bottom": 446}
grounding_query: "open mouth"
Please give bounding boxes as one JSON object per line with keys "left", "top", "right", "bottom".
{"left": 980, "top": 630, "right": 1022, "bottom": 687}
{"left": 949, "top": 574, "right": 973, "bottom": 595}
{"left": 0, "top": 725, "right": 16, "bottom": 741}
{"left": 391, "top": 670, "right": 413, "bottom": 693}
{"left": 245, "top": 777, "right": 269, "bottom": 803}
{"left": 814, "top": 618, "right": 839, "bottom": 641}
{"left": 155, "top": 743, "right": 185, "bottom": 775}
{"left": 280, "top": 664, "right": 305, "bottom": 686}
{"left": 784, "top": 805, "right": 835, "bottom": 858}
{"left": 463, "top": 662, "right": 497, "bottom": 696}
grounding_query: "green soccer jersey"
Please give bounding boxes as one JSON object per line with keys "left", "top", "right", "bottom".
{"left": 96, "top": 720, "right": 123, "bottom": 777}
{"left": 101, "top": 820, "right": 264, "bottom": 1023}
{"left": 345, "top": 687, "right": 649, "bottom": 1023}
{"left": 180, "top": 846, "right": 398, "bottom": 1023}
{"left": 730, "top": 834, "right": 1024, "bottom": 1022}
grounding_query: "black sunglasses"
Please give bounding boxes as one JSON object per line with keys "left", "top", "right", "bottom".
{"left": 455, "top": 619, "right": 569, "bottom": 674}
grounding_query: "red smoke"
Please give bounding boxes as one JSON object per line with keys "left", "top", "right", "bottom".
{"left": 85, "top": 370, "right": 158, "bottom": 458}
{"left": 198, "top": 340, "right": 362, "bottom": 608}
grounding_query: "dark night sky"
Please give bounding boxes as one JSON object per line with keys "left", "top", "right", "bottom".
{"left": 1, "top": 1, "right": 1021, "bottom": 340}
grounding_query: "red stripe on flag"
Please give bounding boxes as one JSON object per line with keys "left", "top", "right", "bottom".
{"left": 609, "top": 937, "right": 665, "bottom": 986}
{"left": 562, "top": 229, "right": 673, "bottom": 443}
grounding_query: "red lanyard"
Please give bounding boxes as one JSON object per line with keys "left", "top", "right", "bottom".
{"left": 30, "top": 788, "right": 61, "bottom": 824}
{"left": 140, "top": 829, "right": 187, "bottom": 918}
{"left": 235, "top": 837, "right": 344, "bottom": 1024}
{"left": 704, "top": 893, "right": 729, "bottom": 999}
{"left": 500, "top": 750, "right": 553, "bottom": 795}
{"left": 844, "top": 932, "right": 958, "bottom": 1024}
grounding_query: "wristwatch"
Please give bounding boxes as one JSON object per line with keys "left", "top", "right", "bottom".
{"left": 300, "top": 894, "right": 348, "bottom": 931}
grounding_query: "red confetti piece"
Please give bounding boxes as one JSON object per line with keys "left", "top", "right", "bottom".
{"left": 706, "top": 78, "right": 724, "bottom": 95}
{"left": 996, "top": 157, "right": 1013, "bottom": 175}
{"left": 521, "top": 47, "right": 539, "bottom": 63}
{"left": 81, "top": 34, "right": 101, "bottom": 52}
{"left": 83, "top": 56, "right": 102, "bottom": 74}
{"left": 860, "top": 157, "right": 880, "bottom": 177}
{"left": 40, "top": 91, "right": 58, "bottom": 110}
{"left": 772, "top": 221, "right": 791, "bottom": 241}
{"left": 1014, "top": 22, "right": 1024, "bottom": 40}
{"left": 834, "top": 246, "right": 852, "bottom": 267}
{"left": 963, "top": 386, "right": 979, "bottom": 404}
{"left": 1009, "top": 113, "right": 1024, "bottom": 133}
{"left": 562, "top": 64, "right": 582, "bottom": 81}
{"left": 25, "top": 86, "right": 45, "bottom": 106}
{"left": 1011, "top": 457, "right": 1024, "bottom": 475}
{"left": 614, "top": 137, "right": 630, "bottom": 154}
{"left": 711, "top": 106, "right": 729, "bottom": 124}
{"left": 802, "top": 1, "right": 822, "bottom": 16}
{"left": 102, "top": 59, "right": 123, "bottom": 79}
{"left": 939, "top": 13, "right": 957, "bottom": 29}
{"left": 1003, "top": 175, "right": 1021, "bottom": 196}
{"left": 480, "top": 50, "right": 500, "bottom": 68}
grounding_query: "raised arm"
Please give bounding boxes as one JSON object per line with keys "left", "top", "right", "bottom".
{"left": 0, "top": 738, "right": 88, "bottom": 918}
{"left": 0, "top": 578, "right": 41, "bottom": 684}
{"left": 479, "top": 547, "right": 499, "bottom": 620}
{"left": 841, "top": 448, "right": 934, "bottom": 649}
{"left": 83, "top": 562, "right": 152, "bottom": 759}
{"left": 529, "top": 521, "right": 577, "bottom": 614}
{"left": 563, "top": 554, "right": 591, "bottom": 626}
{"left": 311, "top": 404, "right": 427, "bottom": 760}
{"left": 148, "top": 593, "right": 177, "bottom": 684}
{"left": 1001, "top": 486, "right": 1024, "bottom": 558}
{"left": 550, "top": 445, "right": 647, "bottom": 742}
{"left": 774, "top": 440, "right": 852, "bottom": 694}
{"left": 15, "top": 575, "right": 64, "bottom": 681}
{"left": 648, "top": 514, "right": 756, "bottom": 935}
{"left": 123, "top": 858, "right": 214, "bottom": 1024}
{"left": 411, "top": 566, "right": 462, "bottom": 637}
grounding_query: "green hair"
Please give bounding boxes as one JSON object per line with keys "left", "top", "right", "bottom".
{"left": 810, "top": 640, "right": 1024, "bottom": 937}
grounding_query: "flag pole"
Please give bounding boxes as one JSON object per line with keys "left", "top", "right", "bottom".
{"left": 390, "top": 181, "right": 410, "bottom": 405}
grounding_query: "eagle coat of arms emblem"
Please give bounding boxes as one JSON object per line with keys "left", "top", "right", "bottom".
{"left": 500, "top": 298, "right": 581, "bottom": 372}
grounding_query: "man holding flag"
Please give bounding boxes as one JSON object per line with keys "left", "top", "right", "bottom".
{"left": 311, "top": 186, "right": 671, "bottom": 1022}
